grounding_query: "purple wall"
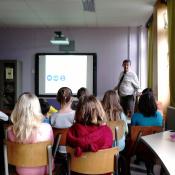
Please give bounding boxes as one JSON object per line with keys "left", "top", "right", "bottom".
{"left": 0, "top": 27, "right": 146, "bottom": 97}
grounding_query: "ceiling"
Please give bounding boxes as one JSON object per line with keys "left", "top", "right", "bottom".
{"left": 0, "top": 0, "right": 156, "bottom": 28}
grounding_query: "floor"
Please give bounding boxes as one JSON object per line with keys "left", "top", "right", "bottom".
{"left": 130, "top": 156, "right": 161, "bottom": 175}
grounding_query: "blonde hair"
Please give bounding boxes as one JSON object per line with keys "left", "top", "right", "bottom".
{"left": 102, "top": 90, "right": 123, "bottom": 121}
{"left": 75, "top": 95, "right": 106, "bottom": 125}
{"left": 11, "top": 92, "right": 43, "bottom": 142}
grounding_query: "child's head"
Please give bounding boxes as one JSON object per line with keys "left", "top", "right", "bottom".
{"left": 138, "top": 88, "right": 157, "bottom": 116}
{"left": 102, "top": 90, "right": 123, "bottom": 120}
{"left": 77, "top": 87, "right": 89, "bottom": 99}
{"left": 142, "top": 88, "right": 153, "bottom": 94}
{"left": 56, "top": 87, "right": 72, "bottom": 106}
{"left": 75, "top": 95, "right": 106, "bottom": 125}
{"left": 39, "top": 98, "right": 50, "bottom": 116}
{"left": 11, "top": 92, "right": 43, "bottom": 142}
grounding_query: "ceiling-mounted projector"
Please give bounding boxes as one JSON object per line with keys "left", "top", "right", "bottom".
{"left": 50, "top": 31, "right": 70, "bottom": 45}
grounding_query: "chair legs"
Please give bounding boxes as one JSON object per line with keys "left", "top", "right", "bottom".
{"left": 54, "top": 152, "right": 70, "bottom": 175}
{"left": 145, "top": 161, "right": 154, "bottom": 175}
{"left": 3, "top": 144, "right": 9, "bottom": 175}
{"left": 118, "top": 154, "right": 130, "bottom": 175}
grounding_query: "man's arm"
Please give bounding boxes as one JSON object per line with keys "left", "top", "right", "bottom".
{"left": 131, "top": 72, "right": 143, "bottom": 96}
{"left": 113, "top": 72, "right": 123, "bottom": 91}
{"left": 131, "top": 72, "right": 140, "bottom": 90}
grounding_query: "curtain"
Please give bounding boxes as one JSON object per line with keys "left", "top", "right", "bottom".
{"left": 147, "top": 5, "right": 157, "bottom": 96}
{"left": 147, "top": 22, "right": 154, "bottom": 88}
{"left": 168, "top": 0, "right": 175, "bottom": 107}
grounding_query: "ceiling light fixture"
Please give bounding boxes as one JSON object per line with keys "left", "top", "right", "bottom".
{"left": 50, "top": 31, "right": 70, "bottom": 45}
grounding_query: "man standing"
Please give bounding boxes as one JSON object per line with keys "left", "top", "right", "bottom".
{"left": 114, "top": 59, "right": 140, "bottom": 117}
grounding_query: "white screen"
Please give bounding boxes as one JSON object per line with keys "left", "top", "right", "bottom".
{"left": 37, "top": 54, "right": 95, "bottom": 96}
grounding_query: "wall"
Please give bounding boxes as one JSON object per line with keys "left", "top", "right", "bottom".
{"left": 0, "top": 27, "right": 147, "bottom": 97}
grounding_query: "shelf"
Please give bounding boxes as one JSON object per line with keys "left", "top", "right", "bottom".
{"left": 0, "top": 60, "right": 22, "bottom": 110}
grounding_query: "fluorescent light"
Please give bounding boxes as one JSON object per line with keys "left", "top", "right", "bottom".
{"left": 50, "top": 31, "right": 70, "bottom": 45}
{"left": 50, "top": 37, "right": 69, "bottom": 45}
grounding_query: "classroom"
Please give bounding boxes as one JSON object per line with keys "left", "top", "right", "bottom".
{"left": 0, "top": 0, "right": 175, "bottom": 175}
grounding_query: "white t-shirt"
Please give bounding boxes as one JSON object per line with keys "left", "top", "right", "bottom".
{"left": 118, "top": 70, "right": 139, "bottom": 96}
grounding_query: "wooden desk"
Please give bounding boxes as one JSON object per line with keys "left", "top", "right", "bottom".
{"left": 141, "top": 131, "right": 175, "bottom": 175}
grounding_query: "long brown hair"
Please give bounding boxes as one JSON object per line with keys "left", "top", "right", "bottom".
{"left": 75, "top": 95, "right": 106, "bottom": 125}
{"left": 102, "top": 90, "right": 123, "bottom": 121}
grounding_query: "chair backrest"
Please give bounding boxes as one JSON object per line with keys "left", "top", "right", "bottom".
{"left": 128, "top": 126, "right": 163, "bottom": 157}
{"left": 52, "top": 127, "right": 68, "bottom": 145}
{"left": 130, "top": 126, "right": 163, "bottom": 142}
{"left": 4, "top": 140, "right": 53, "bottom": 175}
{"left": 68, "top": 147, "right": 119, "bottom": 174}
{"left": 52, "top": 127, "right": 69, "bottom": 158}
{"left": 166, "top": 106, "right": 175, "bottom": 130}
{"left": 107, "top": 120, "right": 125, "bottom": 141}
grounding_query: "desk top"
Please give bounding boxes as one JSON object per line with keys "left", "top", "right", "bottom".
{"left": 141, "top": 131, "right": 175, "bottom": 175}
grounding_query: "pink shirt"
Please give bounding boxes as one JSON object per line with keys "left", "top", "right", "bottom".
{"left": 7, "top": 123, "right": 54, "bottom": 175}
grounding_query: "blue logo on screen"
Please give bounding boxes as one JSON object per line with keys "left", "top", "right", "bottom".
{"left": 47, "top": 75, "right": 52, "bottom": 81}
{"left": 46, "top": 75, "right": 66, "bottom": 81}
{"left": 60, "top": 75, "right": 65, "bottom": 81}
{"left": 53, "top": 75, "right": 59, "bottom": 81}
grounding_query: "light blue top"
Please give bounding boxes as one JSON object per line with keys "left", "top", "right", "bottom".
{"left": 115, "top": 112, "right": 128, "bottom": 151}
{"left": 51, "top": 110, "right": 75, "bottom": 153}
{"left": 51, "top": 110, "right": 75, "bottom": 128}
{"left": 42, "top": 116, "right": 50, "bottom": 124}
{"left": 131, "top": 111, "right": 163, "bottom": 126}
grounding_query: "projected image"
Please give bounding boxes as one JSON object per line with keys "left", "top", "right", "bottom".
{"left": 45, "top": 55, "right": 87, "bottom": 93}
{"left": 35, "top": 53, "right": 96, "bottom": 96}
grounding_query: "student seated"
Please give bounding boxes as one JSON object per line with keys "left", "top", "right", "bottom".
{"left": 102, "top": 90, "right": 128, "bottom": 151}
{"left": 51, "top": 87, "right": 75, "bottom": 129}
{"left": 7, "top": 92, "right": 54, "bottom": 175}
{"left": 131, "top": 88, "right": 163, "bottom": 175}
{"left": 51, "top": 87, "right": 75, "bottom": 159}
{"left": 67, "top": 95, "right": 113, "bottom": 157}
{"left": 71, "top": 87, "right": 89, "bottom": 110}
{"left": 131, "top": 88, "right": 163, "bottom": 126}
{"left": 39, "top": 98, "right": 51, "bottom": 124}
{"left": 142, "top": 88, "right": 164, "bottom": 116}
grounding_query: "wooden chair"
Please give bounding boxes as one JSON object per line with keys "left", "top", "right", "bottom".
{"left": 52, "top": 127, "right": 68, "bottom": 146}
{"left": 130, "top": 126, "right": 163, "bottom": 144}
{"left": 3, "top": 140, "right": 53, "bottom": 175}
{"left": 52, "top": 127, "right": 68, "bottom": 157}
{"left": 67, "top": 146, "right": 119, "bottom": 175}
{"left": 166, "top": 106, "right": 175, "bottom": 130}
{"left": 52, "top": 128, "right": 69, "bottom": 175}
{"left": 107, "top": 120, "right": 125, "bottom": 147}
{"left": 123, "top": 126, "right": 163, "bottom": 175}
